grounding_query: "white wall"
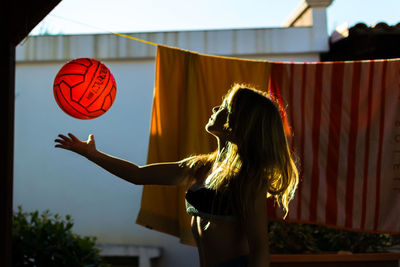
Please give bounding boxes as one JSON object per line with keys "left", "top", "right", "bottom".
{"left": 14, "top": 58, "right": 200, "bottom": 267}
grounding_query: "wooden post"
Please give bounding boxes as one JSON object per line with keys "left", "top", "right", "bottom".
{"left": 0, "top": 39, "right": 15, "bottom": 267}
{"left": 0, "top": 1, "right": 62, "bottom": 265}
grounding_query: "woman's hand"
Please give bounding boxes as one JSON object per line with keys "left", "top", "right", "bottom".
{"left": 55, "top": 133, "right": 96, "bottom": 158}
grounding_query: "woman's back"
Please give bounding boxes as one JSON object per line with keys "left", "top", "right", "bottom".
{"left": 191, "top": 215, "right": 249, "bottom": 267}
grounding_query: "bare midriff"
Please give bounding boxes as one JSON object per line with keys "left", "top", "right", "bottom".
{"left": 191, "top": 215, "right": 249, "bottom": 267}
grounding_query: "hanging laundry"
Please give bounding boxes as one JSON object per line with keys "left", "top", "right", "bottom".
{"left": 136, "top": 45, "right": 400, "bottom": 244}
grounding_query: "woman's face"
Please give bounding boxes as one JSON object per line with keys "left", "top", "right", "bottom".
{"left": 205, "top": 105, "right": 230, "bottom": 139}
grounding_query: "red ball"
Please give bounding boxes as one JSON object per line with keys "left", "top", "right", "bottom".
{"left": 53, "top": 58, "right": 117, "bottom": 119}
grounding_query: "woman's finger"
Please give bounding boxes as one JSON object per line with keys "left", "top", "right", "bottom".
{"left": 54, "top": 138, "right": 66, "bottom": 145}
{"left": 88, "top": 134, "right": 95, "bottom": 143}
{"left": 68, "top": 133, "right": 79, "bottom": 142}
{"left": 58, "top": 134, "right": 71, "bottom": 142}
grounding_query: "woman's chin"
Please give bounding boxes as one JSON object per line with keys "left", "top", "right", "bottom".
{"left": 205, "top": 126, "right": 221, "bottom": 138}
{"left": 205, "top": 124, "right": 213, "bottom": 134}
{"left": 205, "top": 124, "right": 215, "bottom": 134}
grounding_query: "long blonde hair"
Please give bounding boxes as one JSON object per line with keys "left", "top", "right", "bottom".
{"left": 183, "top": 84, "right": 298, "bottom": 220}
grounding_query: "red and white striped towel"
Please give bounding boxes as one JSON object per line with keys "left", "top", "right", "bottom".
{"left": 268, "top": 59, "right": 400, "bottom": 234}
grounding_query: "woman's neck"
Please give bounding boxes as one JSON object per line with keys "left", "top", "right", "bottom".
{"left": 218, "top": 135, "right": 229, "bottom": 150}
{"left": 216, "top": 138, "right": 227, "bottom": 161}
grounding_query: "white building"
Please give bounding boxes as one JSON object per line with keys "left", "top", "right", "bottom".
{"left": 14, "top": 1, "right": 332, "bottom": 266}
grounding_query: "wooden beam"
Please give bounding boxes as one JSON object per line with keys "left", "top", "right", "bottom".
{"left": 9, "top": 0, "right": 62, "bottom": 45}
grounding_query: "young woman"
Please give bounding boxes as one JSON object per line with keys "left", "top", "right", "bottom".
{"left": 55, "top": 84, "right": 298, "bottom": 267}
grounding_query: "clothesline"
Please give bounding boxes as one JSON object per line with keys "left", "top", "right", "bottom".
{"left": 42, "top": 14, "right": 158, "bottom": 46}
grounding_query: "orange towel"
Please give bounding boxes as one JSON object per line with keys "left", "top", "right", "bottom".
{"left": 137, "top": 45, "right": 400, "bottom": 245}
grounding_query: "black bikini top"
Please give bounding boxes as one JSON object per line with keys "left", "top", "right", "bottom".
{"left": 185, "top": 184, "right": 238, "bottom": 221}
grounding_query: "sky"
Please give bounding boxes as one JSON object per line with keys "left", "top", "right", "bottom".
{"left": 30, "top": 0, "right": 399, "bottom": 36}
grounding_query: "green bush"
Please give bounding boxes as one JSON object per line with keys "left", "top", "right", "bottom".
{"left": 12, "top": 206, "right": 105, "bottom": 267}
{"left": 268, "top": 220, "right": 399, "bottom": 254}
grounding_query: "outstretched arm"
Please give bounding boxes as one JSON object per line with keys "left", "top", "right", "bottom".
{"left": 54, "top": 133, "right": 190, "bottom": 186}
